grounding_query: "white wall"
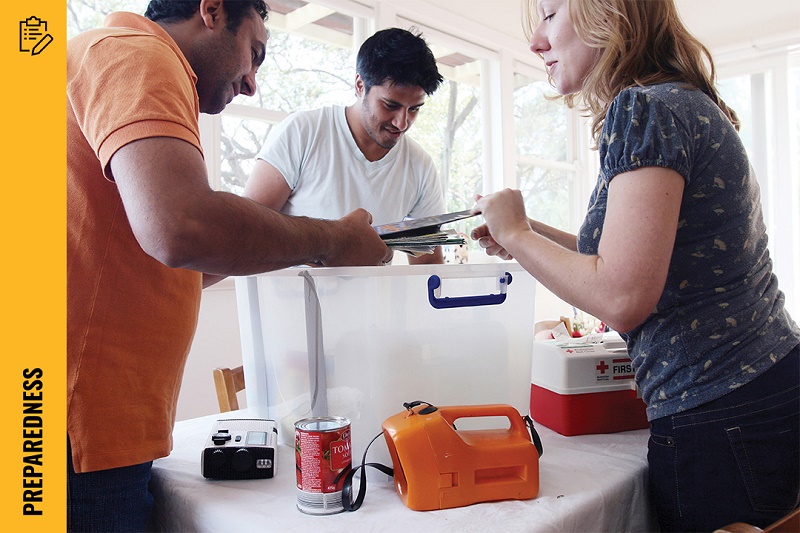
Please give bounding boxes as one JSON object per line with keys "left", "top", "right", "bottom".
{"left": 177, "top": 279, "right": 245, "bottom": 420}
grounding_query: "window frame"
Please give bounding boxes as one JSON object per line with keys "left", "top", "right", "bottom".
{"left": 715, "top": 49, "right": 800, "bottom": 318}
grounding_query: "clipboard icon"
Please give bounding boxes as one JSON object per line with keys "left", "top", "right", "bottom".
{"left": 20, "top": 16, "right": 54, "bottom": 56}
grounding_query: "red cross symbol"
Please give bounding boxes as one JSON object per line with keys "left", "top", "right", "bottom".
{"left": 596, "top": 360, "right": 609, "bottom": 374}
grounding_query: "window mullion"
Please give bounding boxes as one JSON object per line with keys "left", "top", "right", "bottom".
{"left": 199, "top": 113, "right": 221, "bottom": 190}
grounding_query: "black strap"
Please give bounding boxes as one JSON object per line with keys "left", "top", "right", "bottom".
{"left": 341, "top": 432, "right": 394, "bottom": 512}
{"left": 524, "top": 415, "right": 544, "bottom": 457}
{"left": 402, "top": 400, "right": 438, "bottom": 415}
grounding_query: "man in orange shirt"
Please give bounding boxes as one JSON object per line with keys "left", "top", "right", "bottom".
{"left": 67, "top": 1, "right": 391, "bottom": 530}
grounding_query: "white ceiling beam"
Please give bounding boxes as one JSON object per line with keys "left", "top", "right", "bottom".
{"left": 266, "top": 12, "right": 353, "bottom": 49}
{"left": 284, "top": 4, "right": 336, "bottom": 31}
{"left": 436, "top": 62, "right": 481, "bottom": 86}
{"left": 427, "top": 43, "right": 454, "bottom": 60}
{"left": 453, "top": 60, "right": 481, "bottom": 79}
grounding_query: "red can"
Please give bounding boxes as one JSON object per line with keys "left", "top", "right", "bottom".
{"left": 295, "top": 417, "right": 352, "bottom": 515}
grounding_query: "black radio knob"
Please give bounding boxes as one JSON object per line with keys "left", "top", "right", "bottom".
{"left": 209, "top": 449, "right": 226, "bottom": 468}
{"left": 232, "top": 448, "right": 253, "bottom": 471}
{"left": 212, "top": 431, "right": 232, "bottom": 445}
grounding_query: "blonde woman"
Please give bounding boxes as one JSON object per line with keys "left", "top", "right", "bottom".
{"left": 471, "top": 0, "right": 799, "bottom": 530}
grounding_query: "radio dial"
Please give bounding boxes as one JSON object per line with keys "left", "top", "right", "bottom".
{"left": 232, "top": 448, "right": 254, "bottom": 471}
{"left": 209, "top": 449, "right": 226, "bottom": 468}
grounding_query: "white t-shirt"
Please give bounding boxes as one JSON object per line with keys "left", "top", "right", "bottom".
{"left": 255, "top": 105, "right": 444, "bottom": 226}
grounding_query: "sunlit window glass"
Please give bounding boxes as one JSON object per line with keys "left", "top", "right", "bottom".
{"left": 411, "top": 45, "right": 483, "bottom": 244}
{"left": 220, "top": 117, "right": 274, "bottom": 195}
{"left": 718, "top": 75, "right": 753, "bottom": 156}
{"left": 234, "top": 28, "right": 356, "bottom": 112}
{"left": 67, "top": 0, "right": 148, "bottom": 38}
{"left": 515, "top": 77, "right": 571, "bottom": 230}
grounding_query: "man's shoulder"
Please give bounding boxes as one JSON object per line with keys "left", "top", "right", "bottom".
{"left": 262, "top": 106, "right": 347, "bottom": 164}
{"left": 78, "top": 13, "right": 165, "bottom": 48}
{"left": 398, "top": 134, "right": 435, "bottom": 165}
{"left": 270, "top": 106, "right": 342, "bottom": 140}
{"left": 72, "top": 29, "right": 182, "bottom": 76}
{"left": 284, "top": 105, "right": 341, "bottom": 125}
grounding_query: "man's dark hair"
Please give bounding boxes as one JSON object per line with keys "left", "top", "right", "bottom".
{"left": 356, "top": 28, "right": 443, "bottom": 96}
{"left": 145, "top": 0, "right": 269, "bottom": 32}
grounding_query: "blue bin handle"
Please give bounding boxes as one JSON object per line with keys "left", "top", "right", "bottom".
{"left": 427, "top": 272, "right": 513, "bottom": 309}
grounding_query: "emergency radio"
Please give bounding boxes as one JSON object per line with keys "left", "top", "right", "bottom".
{"left": 380, "top": 402, "right": 542, "bottom": 511}
{"left": 201, "top": 419, "right": 277, "bottom": 480}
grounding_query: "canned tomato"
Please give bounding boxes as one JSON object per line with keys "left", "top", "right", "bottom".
{"left": 295, "top": 417, "right": 352, "bottom": 515}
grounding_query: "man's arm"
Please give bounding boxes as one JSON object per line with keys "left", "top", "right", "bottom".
{"left": 110, "top": 137, "right": 392, "bottom": 275}
{"left": 203, "top": 158, "right": 294, "bottom": 287}
{"left": 243, "top": 159, "right": 292, "bottom": 210}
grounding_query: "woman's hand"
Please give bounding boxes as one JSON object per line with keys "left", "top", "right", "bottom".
{"left": 470, "top": 224, "right": 514, "bottom": 260}
{"left": 470, "top": 189, "right": 532, "bottom": 257}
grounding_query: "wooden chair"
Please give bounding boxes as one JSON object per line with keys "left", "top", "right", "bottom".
{"left": 714, "top": 507, "right": 800, "bottom": 533}
{"left": 213, "top": 366, "right": 245, "bottom": 412}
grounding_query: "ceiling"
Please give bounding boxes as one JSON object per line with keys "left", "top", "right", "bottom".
{"left": 421, "top": 0, "right": 800, "bottom": 54}
{"left": 674, "top": 0, "right": 800, "bottom": 52}
{"left": 260, "top": 0, "right": 799, "bottom": 71}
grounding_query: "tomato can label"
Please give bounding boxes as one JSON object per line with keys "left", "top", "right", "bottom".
{"left": 295, "top": 417, "right": 352, "bottom": 515}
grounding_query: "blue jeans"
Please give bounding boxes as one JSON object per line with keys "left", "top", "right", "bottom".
{"left": 67, "top": 437, "right": 153, "bottom": 532}
{"left": 648, "top": 345, "right": 799, "bottom": 532}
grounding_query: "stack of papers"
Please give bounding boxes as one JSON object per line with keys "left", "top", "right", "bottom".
{"left": 381, "top": 229, "right": 465, "bottom": 256}
{"left": 373, "top": 210, "right": 476, "bottom": 256}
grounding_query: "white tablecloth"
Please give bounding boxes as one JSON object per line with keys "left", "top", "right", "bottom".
{"left": 149, "top": 409, "right": 657, "bottom": 532}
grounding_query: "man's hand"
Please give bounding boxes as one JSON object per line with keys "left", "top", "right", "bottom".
{"left": 321, "top": 209, "right": 393, "bottom": 267}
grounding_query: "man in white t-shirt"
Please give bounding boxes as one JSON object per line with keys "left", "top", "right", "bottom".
{"left": 245, "top": 28, "right": 446, "bottom": 264}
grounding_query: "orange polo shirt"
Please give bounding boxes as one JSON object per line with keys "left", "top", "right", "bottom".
{"left": 67, "top": 12, "right": 203, "bottom": 473}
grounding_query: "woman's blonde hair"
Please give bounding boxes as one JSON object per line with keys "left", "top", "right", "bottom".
{"left": 525, "top": 0, "right": 739, "bottom": 143}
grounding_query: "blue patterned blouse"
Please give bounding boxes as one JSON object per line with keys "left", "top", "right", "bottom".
{"left": 577, "top": 82, "right": 800, "bottom": 420}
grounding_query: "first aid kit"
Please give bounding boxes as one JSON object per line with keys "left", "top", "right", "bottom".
{"left": 529, "top": 334, "right": 649, "bottom": 436}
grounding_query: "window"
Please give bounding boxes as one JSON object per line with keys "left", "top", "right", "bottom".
{"left": 514, "top": 74, "right": 572, "bottom": 231}
{"left": 214, "top": 2, "right": 365, "bottom": 193}
{"left": 717, "top": 51, "right": 800, "bottom": 318}
{"left": 67, "top": 0, "right": 148, "bottom": 38}
{"left": 718, "top": 76, "right": 754, "bottom": 157}
{"left": 791, "top": 53, "right": 800, "bottom": 236}
{"left": 398, "top": 27, "right": 485, "bottom": 243}
{"left": 787, "top": 52, "right": 800, "bottom": 318}
{"left": 217, "top": 114, "right": 273, "bottom": 195}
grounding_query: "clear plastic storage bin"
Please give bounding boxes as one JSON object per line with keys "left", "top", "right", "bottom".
{"left": 235, "top": 263, "right": 537, "bottom": 463}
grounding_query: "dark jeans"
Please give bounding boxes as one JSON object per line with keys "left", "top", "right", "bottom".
{"left": 67, "top": 437, "right": 153, "bottom": 532}
{"left": 648, "top": 345, "right": 799, "bottom": 532}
